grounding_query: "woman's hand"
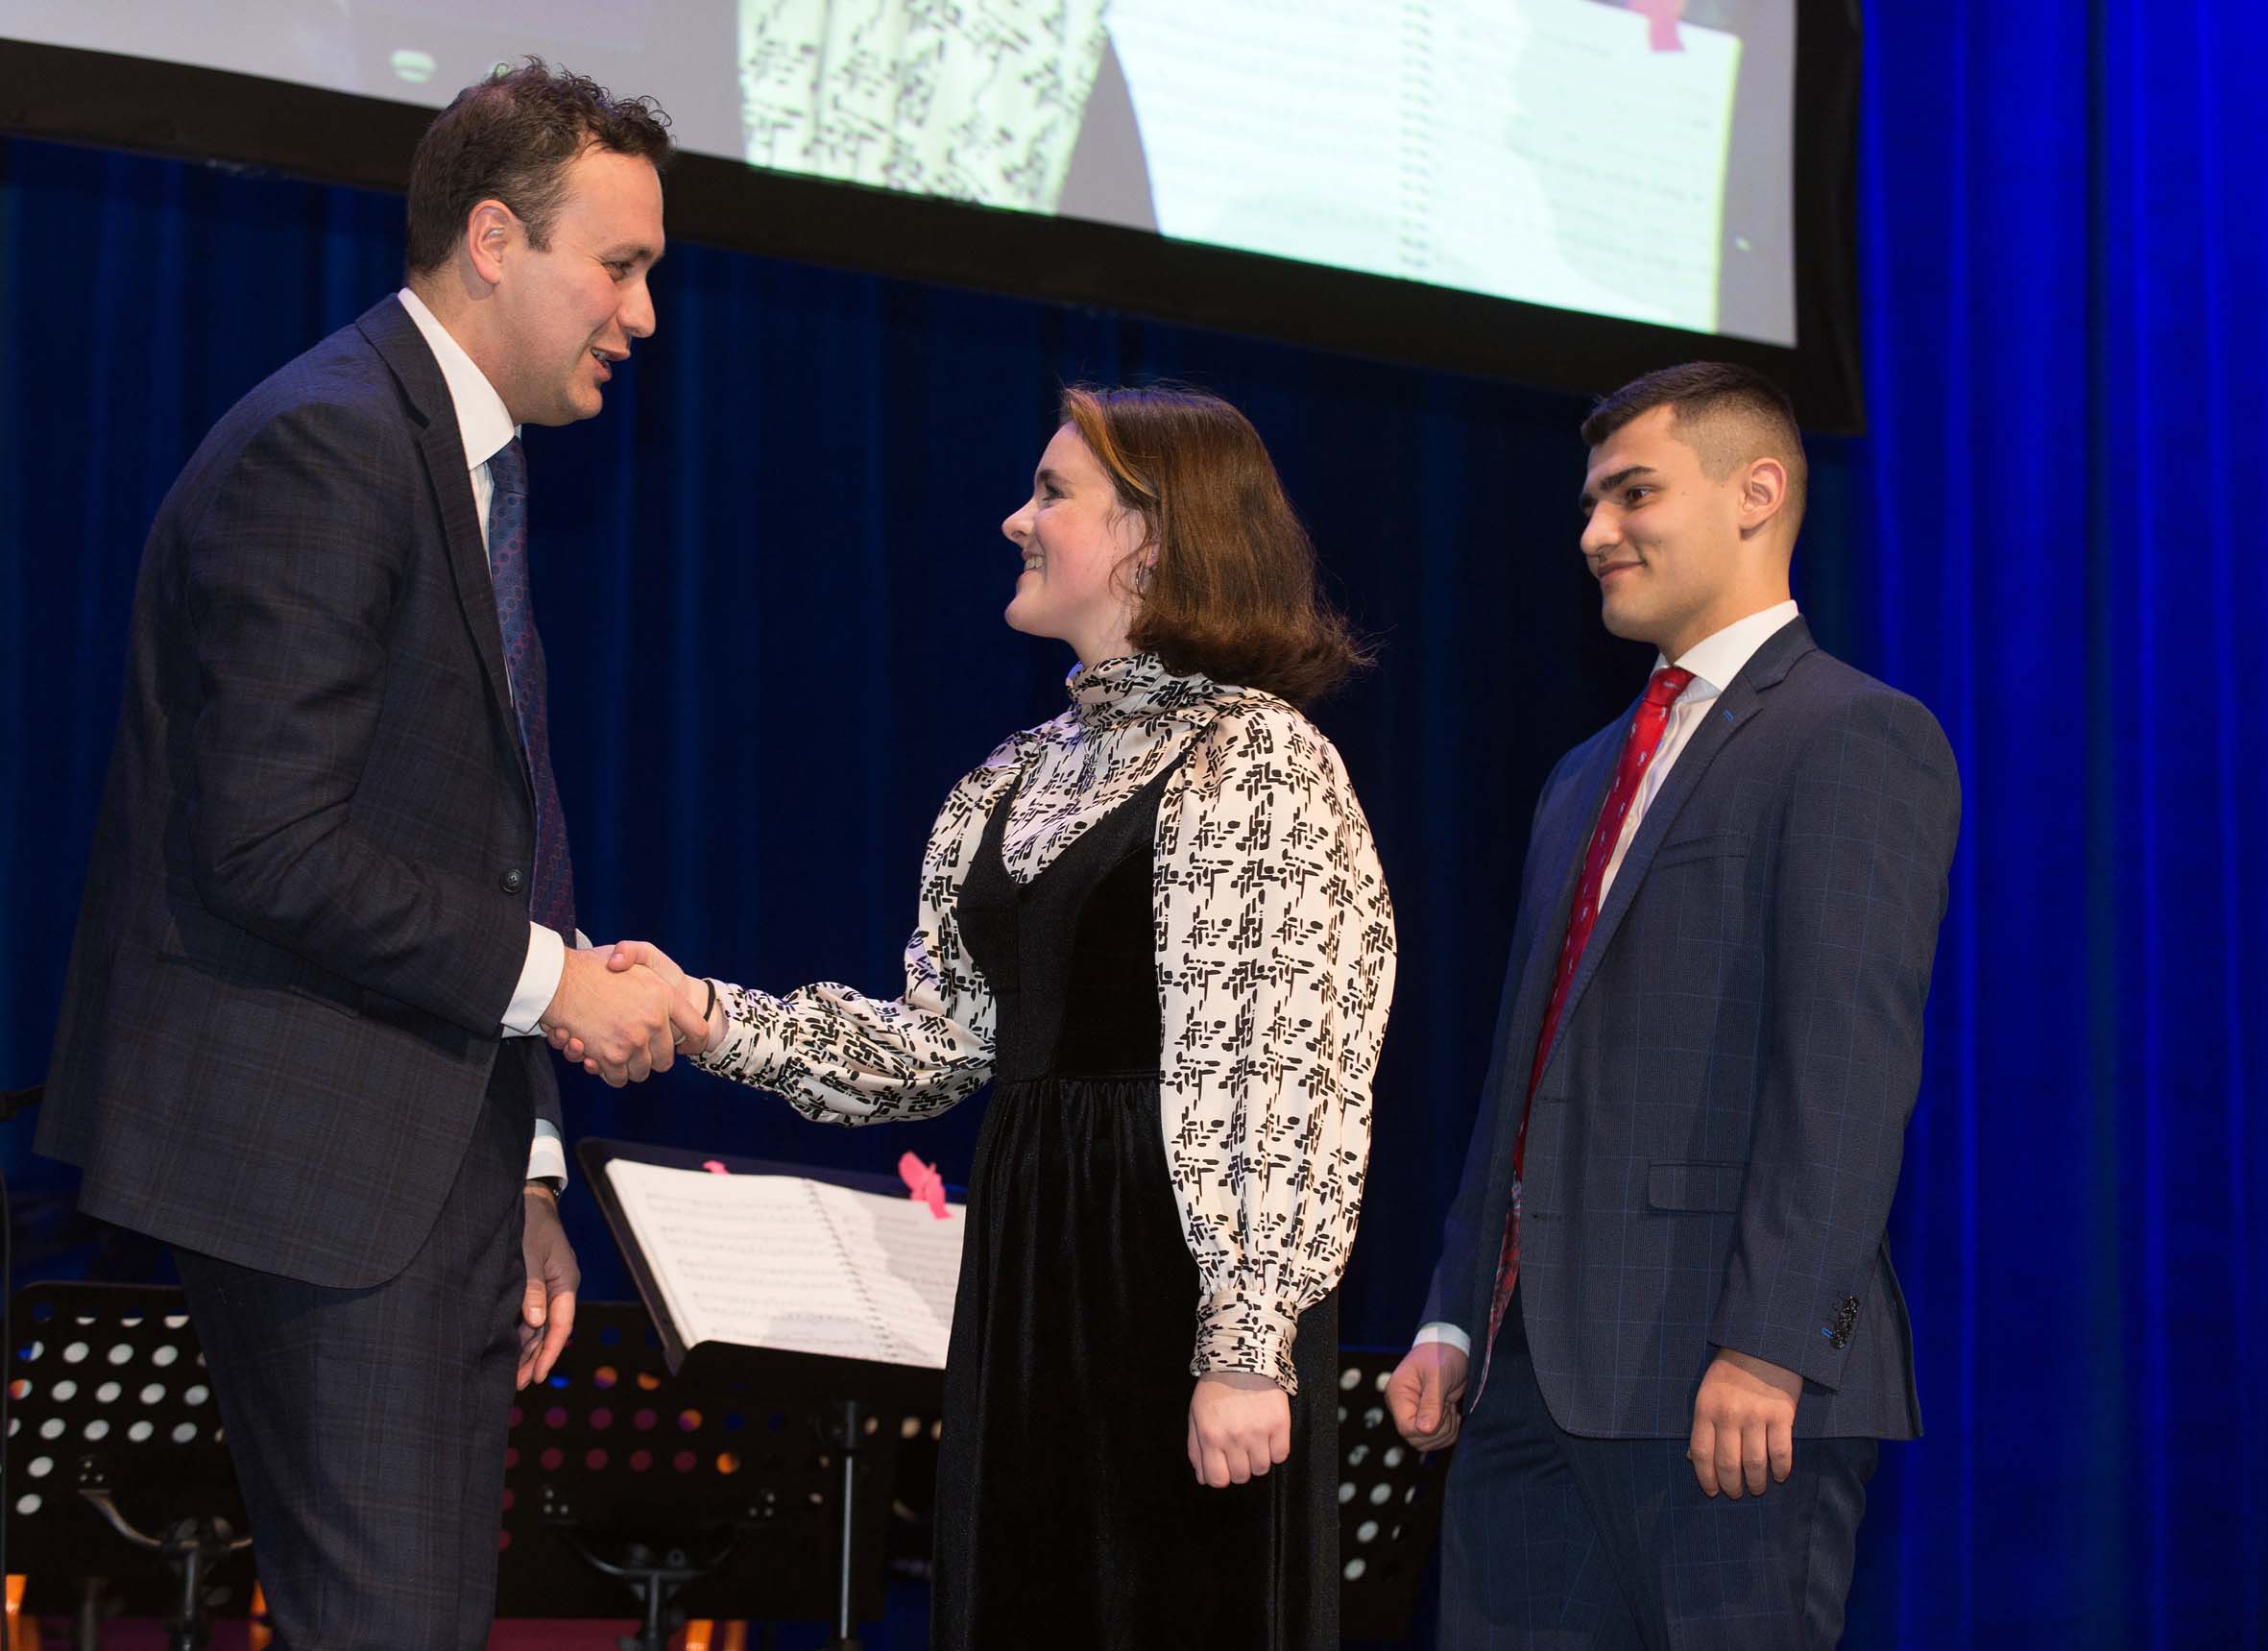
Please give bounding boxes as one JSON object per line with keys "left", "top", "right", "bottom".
{"left": 1187, "top": 1370, "right": 1291, "bottom": 1489}
{"left": 548, "top": 940, "right": 720, "bottom": 1065}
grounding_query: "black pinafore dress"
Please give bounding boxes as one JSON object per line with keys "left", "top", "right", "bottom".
{"left": 929, "top": 756, "right": 1339, "bottom": 1650}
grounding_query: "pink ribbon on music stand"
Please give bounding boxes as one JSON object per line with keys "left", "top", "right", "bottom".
{"left": 898, "top": 1153, "right": 951, "bottom": 1219}
{"left": 1631, "top": 0, "right": 1684, "bottom": 51}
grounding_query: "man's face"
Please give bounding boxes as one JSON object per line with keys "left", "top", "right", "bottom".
{"left": 1577, "top": 404, "right": 1747, "bottom": 656}
{"left": 491, "top": 146, "right": 664, "bottom": 426}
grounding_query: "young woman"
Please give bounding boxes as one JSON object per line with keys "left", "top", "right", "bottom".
{"left": 573, "top": 386, "right": 1395, "bottom": 1648}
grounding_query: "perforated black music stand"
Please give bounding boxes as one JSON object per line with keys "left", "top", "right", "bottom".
{"left": 3, "top": 1283, "right": 254, "bottom": 1651}
{"left": 573, "top": 1141, "right": 950, "bottom": 1651}
{"left": 1334, "top": 1347, "right": 1457, "bottom": 1645}
{"left": 496, "top": 1299, "right": 898, "bottom": 1651}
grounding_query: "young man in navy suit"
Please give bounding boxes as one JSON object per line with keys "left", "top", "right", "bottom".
{"left": 1388, "top": 364, "right": 1961, "bottom": 1648}
{"left": 39, "top": 62, "right": 704, "bottom": 1648}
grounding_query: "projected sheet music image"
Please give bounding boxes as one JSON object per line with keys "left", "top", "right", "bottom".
{"left": 736, "top": 0, "right": 1795, "bottom": 342}
{"left": 3, "top": 0, "right": 1796, "bottom": 341}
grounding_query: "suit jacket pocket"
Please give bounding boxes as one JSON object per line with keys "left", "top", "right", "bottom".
{"left": 1647, "top": 1159, "right": 1746, "bottom": 1212}
{"left": 1650, "top": 832, "right": 1749, "bottom": 869}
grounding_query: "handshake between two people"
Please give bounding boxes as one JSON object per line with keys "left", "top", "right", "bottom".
{"left": 539, "top": 941, "right": 719, "bottom": 1087}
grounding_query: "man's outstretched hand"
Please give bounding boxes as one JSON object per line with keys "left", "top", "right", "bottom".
{"left": 540, "top": 946, "right": 707, "bottom": 1086}
{"left": 551, "top": 940, "right": 720, "bottom": 1068}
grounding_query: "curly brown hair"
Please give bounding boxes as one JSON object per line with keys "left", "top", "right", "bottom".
{"left": 1059, "top": 384, "right": 1369, "bottom": 707}
{"left": 405, "top": 58, "right": 673, "bottom": 277}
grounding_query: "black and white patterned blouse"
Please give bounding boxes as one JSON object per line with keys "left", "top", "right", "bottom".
{"left": 694, "top": 653, "right": 1397, "bottom": 1392}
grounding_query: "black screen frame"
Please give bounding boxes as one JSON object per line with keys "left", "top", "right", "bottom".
{"left": 0, "top": 5, "right": 1864, "bottom": 431}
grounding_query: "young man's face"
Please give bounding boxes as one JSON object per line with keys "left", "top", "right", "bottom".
{"left": 1577, "top": 404, "right": 1751, "bottom": 658}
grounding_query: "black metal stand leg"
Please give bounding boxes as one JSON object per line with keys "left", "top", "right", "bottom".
{"left": 827, "top": 1397, "right": 862, "bottom": 1651}
{"left": 74, "top": 1577, "right": 103, "bottom": 1651}
{"left": 168, "top": 1533, "right": 211, "bottom": 1651}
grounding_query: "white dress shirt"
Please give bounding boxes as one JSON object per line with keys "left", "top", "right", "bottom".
{"left": 1416, "top": 600, "right": 1802, "bottom": 1356}
{"left": 398, "top": 287, "right": 570, "bottom": 1187}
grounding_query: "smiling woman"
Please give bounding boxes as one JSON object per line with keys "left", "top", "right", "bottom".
{"left": 998, "top": 417, "right": 1149, "bottom": 668}
{"left": 1005, "top": 384, "right": 1372, "bottom": 702}
{"left": 574, "top": 383, "right": 1398, "bottom": 1650}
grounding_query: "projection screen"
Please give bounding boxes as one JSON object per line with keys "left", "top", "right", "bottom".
{"left": 0, "top": 1, "right": 1862, "bottom": 424}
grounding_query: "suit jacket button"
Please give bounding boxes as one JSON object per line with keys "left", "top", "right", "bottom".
{"left": 500, "top": 867, "right": 527, "bottom": 895}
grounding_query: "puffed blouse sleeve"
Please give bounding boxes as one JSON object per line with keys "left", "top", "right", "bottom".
{"left": 692, "top": 739, "right": 1025, "bottom": 1125}
{"left": 1153, "top": 699, "right": 1398, "bottom": 1393}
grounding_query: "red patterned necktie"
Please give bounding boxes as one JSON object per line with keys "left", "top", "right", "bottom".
{"left": 1484, "top": 667, "right": 1696, "bottom": 1359}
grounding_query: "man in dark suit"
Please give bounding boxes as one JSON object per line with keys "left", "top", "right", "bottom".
{"left": 37, "top": 62, "right": 703, "bottom": 1648}
{"left": 1387, "top": 364, "right": 1961, "bottom": 1648}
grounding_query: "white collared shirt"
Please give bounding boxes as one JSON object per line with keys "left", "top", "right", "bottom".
{"left": 398, "top": 287, "right": 569, "bottom": 1185}
{"left": 1595, "top": 599, "right": 1800, "bottom": 907}
{"left": 1415, "top": 600, "right": 1801, "bottom": 1357}
{"left": 398, "top": 286, "right": 517, "bottom": 543}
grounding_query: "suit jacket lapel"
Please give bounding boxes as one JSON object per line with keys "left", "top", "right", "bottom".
{"left": 1532, "top": 617, "right": 1818, "bottom": 1090}
{"left": 1495, "top": 722, "right": 1625, "bottom": 1116}
{"left": 356, "top": 297, "right": 524, "bottom": 775}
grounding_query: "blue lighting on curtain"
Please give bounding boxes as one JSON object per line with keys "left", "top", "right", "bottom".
{"left": 2, "top": 3, "right": 2262, "bottom": 1643}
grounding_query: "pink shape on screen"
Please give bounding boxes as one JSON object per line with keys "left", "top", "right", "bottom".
{"left": 701, "top": 1160, "right": 730, "bottom": 1176}
{"left": 1631, "top": 0, "right": 1684, "bottom": 51}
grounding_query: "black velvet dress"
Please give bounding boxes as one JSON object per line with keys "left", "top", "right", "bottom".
{"left": 931, "top": 761, "right": 1339, "bottom": 1650}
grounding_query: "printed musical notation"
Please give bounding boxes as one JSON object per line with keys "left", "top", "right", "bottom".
{"left": 1103, "top": 0, "right": 1744, "bottom": 333}
{"left": 608, "top": 1158, "right": 964, "bottom": 1369}
{"left": 739, "top": 0, "right": 1111, "bottom": 210}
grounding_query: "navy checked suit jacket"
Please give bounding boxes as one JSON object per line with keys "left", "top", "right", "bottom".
{"left": 38, "top": 296, "right": 563, "bottom": 1289}
{"left": 1423, "top": 618, "right": 1960, "bottom": 1440}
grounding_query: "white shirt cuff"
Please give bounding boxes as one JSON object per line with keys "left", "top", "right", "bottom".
{"left": 526, "top": 1120, "right": 567, "bottom": 1189}
{"left": 1414, "top": 1322, "right": 1472, "bottom": 1356}
{"left": 504, "top": 923, "right": 567, "bottom": 1036}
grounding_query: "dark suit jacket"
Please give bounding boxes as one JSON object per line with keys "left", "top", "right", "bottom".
{"left": 1425, "top": 618, "right": 1960, "bottom": 1440}
{"left": 38, "top": 295, "right": 562, "bottom": 1289}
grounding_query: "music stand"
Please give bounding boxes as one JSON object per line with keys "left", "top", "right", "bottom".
{"left": 3, "top": 1283, "right": 254, "bottom": 1651}
{"left": 1333, "top": 1348, "right": 1457, "bottom": 1645}
{"left": 496, "top": 1299, "right": 898, "bottom": 1651}
{"left": 575, "top": 1140, "right": 950, "bottom": 1651}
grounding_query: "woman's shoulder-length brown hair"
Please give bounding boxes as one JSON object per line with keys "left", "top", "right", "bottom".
{"left": 1060, "top": 383, "right": 1370, "bottom": 708}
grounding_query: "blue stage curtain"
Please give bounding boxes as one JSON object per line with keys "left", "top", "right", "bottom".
{"left": 0, "top": 134, "right": 1653, "bottom": 1379}
{"left": 3, "top": 2, "right": 2263, "bottom": 1642}
{"left": 1820, "top": 4, "right": 2268, "bottom": 1646}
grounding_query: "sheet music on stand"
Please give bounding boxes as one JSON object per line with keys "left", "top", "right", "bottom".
{"left": 578, "top": 1141, "right": 966, "bottom": 1649}
{"left": 582, "top": 1141, "right": 964, "bottom": 1402}
{"left": 603, "top": 1156, "right": 962, "bottom": 1378}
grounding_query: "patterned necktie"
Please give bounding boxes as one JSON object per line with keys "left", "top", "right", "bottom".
{"left": 485, "top": 436, "right": 576, "bottom": 941}
{"left": 1484, "top": 667, "right": 1696, "bottom": 1359}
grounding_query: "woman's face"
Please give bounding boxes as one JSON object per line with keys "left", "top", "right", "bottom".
{"left": 1001, "top": 424, "right": 1148, "bottom": 667}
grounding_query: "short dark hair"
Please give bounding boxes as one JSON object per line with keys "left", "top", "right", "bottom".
{"left": 1059, "top": 384, "right": 1370, "bottom": 707}
{"left": 405, "top": 59, "right": 672, "bottom": 278}
{"left": 1581, "top": 361, "right": 1809, "bottom": 537}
